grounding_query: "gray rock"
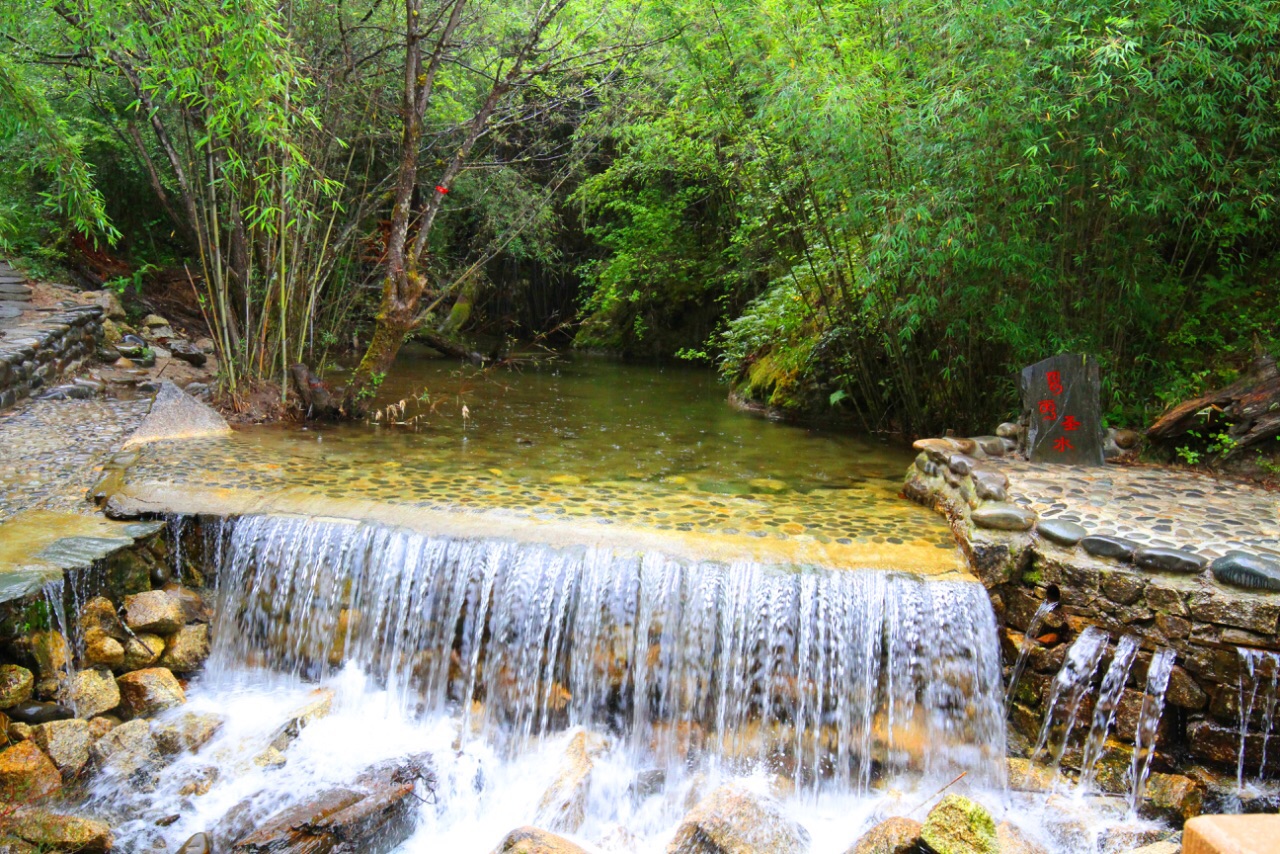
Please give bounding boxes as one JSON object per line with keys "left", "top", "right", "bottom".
{"left": 123, "top": 380, "right": 230, "bottom": 448}
{"left": 1134, "top": 547, "right": 1208, "bottom": 575}
{"left": 973, "top": 436, "right": 1006, "bottom": 457}
{"left": 1019, "top": 354, "right": 1105, "bottom": 466}
{"left": 947, "top": 454, "right": 978, "bottom": 476}
{"left": 1037, "top": 519, "right": 1088, "bottom": 547}
{"left": 1081, "top": 536, "right": 1139, "bottom": 561}
{"left": 169, "top": 339, "right": 207, "bottom": 368}
{"left": 972, "top": 470, "right": 1009, "bottom": 502}
{"left": 1211, "top": 551, "right": 1280, "bottom": 592}
{"left": 972, "top": 503, "right": 1036, "bottom": 531}
{"left": 668, "top": 785, "right": 810, "bottom": 854}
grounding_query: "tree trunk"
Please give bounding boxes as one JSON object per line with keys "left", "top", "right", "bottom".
{"left": 1147, "top": 354, "right": 1280, "bottom": 454}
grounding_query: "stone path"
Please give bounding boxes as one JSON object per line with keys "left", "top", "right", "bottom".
{"left": 997, "top": 460, "right": 1280, "bottom": 561}
{"left": 0, "top": 395, "right": 151, "bottom": 523}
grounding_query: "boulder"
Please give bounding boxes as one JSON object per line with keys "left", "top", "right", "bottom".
{"left": 122, "top": 380, "right": 231, "bottom": 448}
{"left": 89, "top": 290, "right": 126, "bottom": 320}
{"left": 122, "top": 634, "right": 165, "bottom": 671}
{"left": 1140, "top": 772, "right": 1203, "bottom": 821}
{"left": 0, "top": 741, "right": 61, "bottom": 801}
{"left": 154, "top": 711, "right": 224, "bottom": 756}
{"left": 116, "top": 668, "right": 186, "bottom": 718}
{"left": 29, "top": 631, "right": 70, "bottom": 682}
{"left": 79, "top": 596, "right": 125, "bottom": 640}
{"left": 846, "top": 816, "right": 922, "bottom": 854}
{"left": 6, "top": 701, "right": 72, "bottom": 726}
{"left": 30, "top": 718, "right": 89, "bottom": 778}
{"left": 971, "top": 504, "right": 1036, "bottom": 532}
{"left": 667, "top": 784, "right": 811, "bottom": 854}
{"left": 143, "top": 314, "right": 170, "bottom": 328}
{"left": 84, "top": 631, "right": 125, "bottom": 670}
{"left": 160, "top": 624, "right": 210, "bottom": 673}
{"left": 170, "top": 339, "right": 208, "bottom": 368}
{"left": 163, "top": 583, "right": 212, "bottom": 624}
{"left": 70, "top": 668, "right": 120, "bottom": 719}
{"left": 492, "top": 826, "right": 592, "bottom": 854}
{"left": 995, "top": 823, "right": 1048, "bottom": 854}
{"left": 0, "top": 666, "right": 34, "bottom": 709}
{"left": 87, "top": 717, "right": 117, "bottom": 740}
{"left": 122, "top": 590, "right": 184, "bottom": 634}
{"left": 536, "top": 730, "right": 609, "bottom": 833}
{"left": 231, "top": 780, "right": 417, "bottom": 853}
{"left": 90, "top": 718, "right": 156, "bottom": 778}
{"left": 919, "top": 794, "right": 998, "bottom": 854}
{"left": 0, "top": 807, "right": 111, "bottom": 853}
{"left": 178, "top": 832, "right": 213, "bottom": 854}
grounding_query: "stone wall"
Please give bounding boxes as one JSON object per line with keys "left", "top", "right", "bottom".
{"left": 0, "top": 305, "right": 104, "bottom": 410}
{"left": 903, "top": 441, "right": 1280, "bottom": 806}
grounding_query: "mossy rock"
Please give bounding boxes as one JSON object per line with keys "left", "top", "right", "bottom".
{"left": 920, "top": 794, "right": 998, "bottom": 854}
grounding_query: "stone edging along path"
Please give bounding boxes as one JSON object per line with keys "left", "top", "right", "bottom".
{"left": 904, "top": 429, "right": 1280, "bottom": 799}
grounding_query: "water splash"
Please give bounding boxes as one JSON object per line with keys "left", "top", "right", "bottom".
{"left": 1236, "top": 648, "right": 1280, "bottom": 787}
{"left": 1077, "top": 635, "right": 1139, "bottom": 793}
{"left": 1006, "top": 599, "right": 1057, "bottom": 708}
{"left": 1128, "top": 647, "right": 1175, "bottom": 816}
{"left": 1033, "top": 626, "right": 1108, "bottom": 767}
{"left": 202, "top": 513, "right": 1008, "bottom": 792}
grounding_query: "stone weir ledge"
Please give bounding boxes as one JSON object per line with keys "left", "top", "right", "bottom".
{"left": 905, "top": 425, "right": 1280, "bottom": 815}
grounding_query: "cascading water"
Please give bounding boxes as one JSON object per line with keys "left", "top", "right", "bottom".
{"left": 1077, "top": 635, "right": 1139, "bottom": 793}
{"left": 202, "top": 513, "right": 1008, "bottom": 791}
{"left": 1033, "top": 626, "right": 1109, "bottom": 768}
{"left": 1006, "top": 598, "right": 1057, "bottom": 708}
{"left": 1235, "top": 647, "right": 1280, "bottom": 788}
{"left": 1128, "top": 647, "right": 1175, "bottom": 816}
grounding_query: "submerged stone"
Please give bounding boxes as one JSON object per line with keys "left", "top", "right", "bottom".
{"left": 1036, "top": 519, "right": 1087, "bottom": 547}
{"left": 1134, "top": 547, "right": 1207, "bottom": 575}
{"left": 847, "top": 816, "right": 921, "bottom": 854}
{"left": 668, "top": 784, "right": 811, "bottom": 854}
{"left": 1211, "top": 551, "right": 1280, "bottom": 591}
{"left": 1080, "top": 536, "right": 1139, "bottom": 561}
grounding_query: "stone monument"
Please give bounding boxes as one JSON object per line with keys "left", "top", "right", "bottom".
{"left": 1019, "top": 353, "right": 1105, "bottom": 466}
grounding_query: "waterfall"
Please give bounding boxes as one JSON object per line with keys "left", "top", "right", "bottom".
{"left": 200, "top": 513, "right": 1008, "bottom": 792}
{"left": 1128, "top": 647, "right": 1175, "bottom": 816}
{"left": 1032, "top": 626, "right": 1108, "bottom": 767}
{"left": 1236, "top": 647, "right": 1280, "bottom": 788}
{"left": 1077, "top": 635, "right": 1139, "bottom": 793}
{"left": 1006, "top": 599, "right": 1057, "bottom": 707}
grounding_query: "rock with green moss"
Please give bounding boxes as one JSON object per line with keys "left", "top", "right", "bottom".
{"left": 0, "top": 665, "right": 34, "bottom": 709}
{"left": 920, "top": 794, "right": 998, "bottom": 854}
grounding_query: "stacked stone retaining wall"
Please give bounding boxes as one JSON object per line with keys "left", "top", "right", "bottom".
{"left": 904, "top": 439, "right": 1280, "bottom": 804}
{"left": 0, "top": 306, "right": 104, "bottom": 410}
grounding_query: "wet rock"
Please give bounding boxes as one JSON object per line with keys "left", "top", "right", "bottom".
{"left": 122, "top": 634, "right": 165, "bottom": 670}
{"left": 1007, "top": 758, "right": 1057, "bottom": 792}
{"left": 90, "top": 717, "right": 156, "bottom": 778}
{"left": 84, "top": 631, "right": 125, "bottom": 670}
{"left": 232, "top": 782, "right": 417, "bottom": 853}
{"left": 1140, "top": 772, "right": 1203, "bottom": 821}
{"left": 1080, "top": 536, "right": 1139, "bottom": 561}
{"left": 122, "top": 590, "right": 185, "bottom": 634}
{"left": 6, "top": 701, "right": 73, "bottom": 725}
{"left": 973, "top": 437, "right": 1006, "bottom": 456}
{"left": 163, "top": 583, "right": 212, "bottom": 623}
{"left": 116, "top": 667, "right": 186, "bottom": 718}
{"left": 1187, "top": 590, "right": 1280, "bottom": 634}
{"left": 668, "top": 784, "right": 811, "bottom": 854}
{"left": 267, "top": 688, "right": 334, "bottom": 753}
{"left": 70, "top": 668, "right": 120, "bottom": 719}
{"left": 160, "top": 624, "right": 210, "bottom": 673}
{"left": 920, "top": 794, "right": 997, "bottom": 854}
{"left": 0, "top": 741, "right": 61, "bottom": 801}
{"left": 154, "top": 711, "right": 223, "bottom": 756}
{"left": 947, "top": 454, "right": 978, "bottom": 476}
{"left": 1036, "top": 519, "right": 1088, "bottom": 547}
{"left": 536, "top": 730, "right": 610, "bottom": 833}
{"left": 0, "top": 807, "right": 111, "bottom": 853}
{"left": 846, "top": 816, "right": 921, "bottom": 854}
{"left": 29, "top": 631, "right": 69, "bottom": 682}
{"left": 80, "top": 596, "right": 125, "bottom": 640}
{"left": 5, "top": 723, "right": 31, "bottom": 743}
{"left": 178, "top": 832, "right": 212, "bottom": 854}
{"left": 30, "top": 718, "right": 89, "bottom": 778}
{"left": 122, "top": 380, "right": 231, "bottom": 448}
{"left": 492, "top": 826, "right": 591, "bottom": 854}
{"left": 1134, "top": 547, "right": 1208, "bottom": 575}
{"left": 253, "top": 746, "right": 287, "bottom": 769}
{"left": 1211, "top": 551, "right": 1280, "bottom": 591}
{"left": 169, "top": 339, "right": 207, "bottom": 367}
{"left": 87, "top": 717, "right": 117, "bottom": 740}
{"left": 0, "top": 666, "right": 34, "bottom": 709}
{"left": 90, "top": 290, "right": 126, "bottom": 320}
{"left": 1165, "top": 665, "right": 1207, "bottom": 710}
{"left": 1096, "top": 827, "right": 1172, "bottom": 854}
{"left": 995, "top": 823, "right": 1048, "bottom": 854}
{"left": 972, "top": 503, "right": 1036, "bottom": 532}
{"left": 971, "top": 470, "right": 1008, "bottom": 502}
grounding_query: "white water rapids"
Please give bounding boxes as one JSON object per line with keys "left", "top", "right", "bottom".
{"left": 82, "top": 514, "right": 1168, "bottom": 852}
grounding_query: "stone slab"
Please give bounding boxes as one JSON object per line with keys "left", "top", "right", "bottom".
{"left": 1019, "top": 353, "right": 1105, "bottom": 466}
{"left": 0, "top": 510, "right": 148, "bottom": 603}
{"left": 122, "top": 380, "right": 232, "bottom": 448}
{"left": 0, "top": 293, "right": 32, "bottom": 302}
{"left": 1184, "top": 814, "right": 1280, "bottom": 854}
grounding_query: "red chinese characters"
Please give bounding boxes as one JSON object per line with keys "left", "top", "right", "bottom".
{"left": 1053, "top": 436, "right": 1074, "bottom": 453}
{"left": 1047, "top": 370, "right": 1064, "bottom": 395}
{"left": 1039, "top": 399, "right": 1057, "bottom": 421}
{"left": 1062, "top": 415, "right": 1080, "bottom": 431}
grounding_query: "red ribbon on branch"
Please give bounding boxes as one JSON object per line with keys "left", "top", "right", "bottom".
{"left": 435, "top": 185, "right": 449, "bottom": 194}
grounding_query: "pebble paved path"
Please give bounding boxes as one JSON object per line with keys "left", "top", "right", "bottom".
{"left": 0, "top": 395, "right": 151, "bottom": 523}
{"left": 997, "top": 459, "right": 1280, "bottom": 560}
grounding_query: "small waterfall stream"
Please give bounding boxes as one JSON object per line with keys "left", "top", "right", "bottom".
{"left": 1032, "top": 626, "right": 1109, "bottom": 768}
{"left": 1078, "top": 635, "right": 1139, "bottom": 793}
{"left": 1006, "top": 599, "right": 1057, "bottom": 708}
{"left": 202, "top": 513, "right": 1008, "bottom": 791}
{"left": 1128, "top": 647, "right": 1175, "bottom": 816}
{"left": 1235, "top": 647, "right": 1280, "bottom": 788}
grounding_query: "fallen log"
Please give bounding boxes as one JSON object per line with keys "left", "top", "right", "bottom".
{"left": 417, "top": 329, "right": 487, "bottom": 365}
{"left": 1147, "top": 355, "right": 1280, "bottom": 454}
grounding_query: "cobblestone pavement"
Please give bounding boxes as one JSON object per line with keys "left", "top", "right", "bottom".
{"left": 998, "top": 459, "right": 1280, "bottom": 560}
{"left": 0, "top": 396, "right": 151, "bottom": 523}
